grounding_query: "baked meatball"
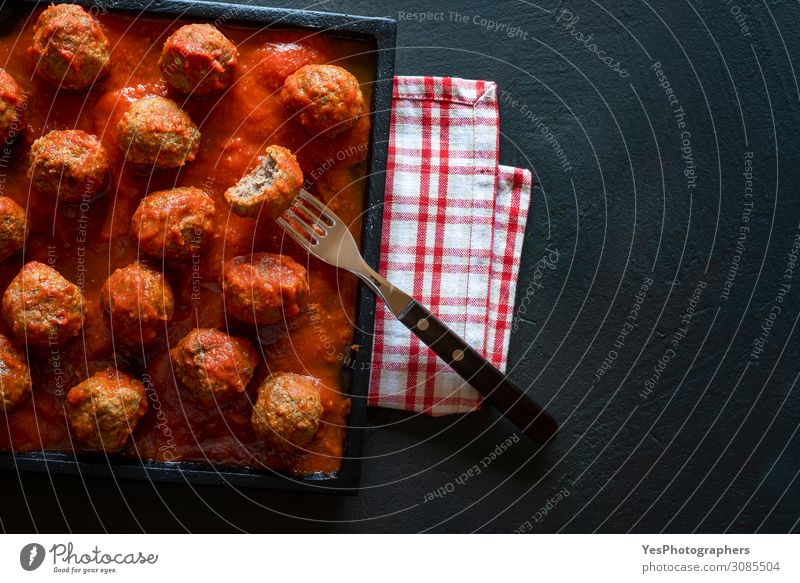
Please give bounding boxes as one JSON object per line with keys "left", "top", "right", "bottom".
{"left": 251, "top": 372, "right": 322, "bottom": 449}
{"left": 65, "top": 368, "right": 147, "bottom": 452}
{"left": 2, "top": 261, "right": 84, "bottom": 346}
{"left": 0, "top": 333, "right": 31, "bottom": 412}
{"left": 0, "top": 68, "right": 25, "bottom": 142}
{"left": 222, "top": 253, "right": 309, "bottom": 325}
{"left": 28, "top": 130, "right": 110, "bottom": 202}
{"left": 30, "top": 3, "right": 110, "bottom": 90}
{"left": 117, "top": 96, "right": 201, "bottom": 168}
{"left": 170, "top": 328, "right": 258, "bottom": 406}
{"left": 224, "top": 145, "right": 303, "bottom": 218}
{"left": 100, "top": 262, "right": 174, "bottom": 346}
{"left": 0, "top": 197, "right": 28, "bottom": 261}
{"left": 159, "top": 24, "right": 238, "bottom": 95}
{"left": 131, "top": 186, "right": 216, "bottom": 260}
{"left": 280, "top": 64, "right": 364, "bottom": 137}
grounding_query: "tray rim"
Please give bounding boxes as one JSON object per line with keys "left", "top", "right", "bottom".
{"left": 0, "top": 0, "right": 397, "bottom": 494}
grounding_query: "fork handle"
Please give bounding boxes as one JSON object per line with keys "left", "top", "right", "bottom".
{"left": 397, "top": 301, "right": 558, "bottom": 443}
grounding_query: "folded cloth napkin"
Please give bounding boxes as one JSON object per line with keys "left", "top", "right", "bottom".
{"left": 368, "top": 76, "right": 532, "bottom": 416}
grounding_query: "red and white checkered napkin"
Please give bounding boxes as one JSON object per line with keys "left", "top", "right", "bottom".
{"left": 368, "top": 76, "right": 532, "bottom": 416}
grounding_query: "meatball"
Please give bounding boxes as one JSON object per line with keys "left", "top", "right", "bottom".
{"left": 28, "top": 130, "right": 110, "bottom": 202}
{"left": 0, "top": 333, "right": 31, "bottom": 412}
{"left": 251, "top": 372, "right": 323, "bottom": 449}
{"left": 224, "top": 145, "right": 303, "bottom": 218}
{"left": 159, "top": 24, "right": 238, "bottom": 95}
{"left": 2, "top": 261, "right": 84, "bottom": 346}
{"left": 280, "top": 64, "right": 364, "bottom": 137}
{"left": 0, "top": 68, "right": 25, "bottom": 142}
{"left": 131, "top": 187, "right": 216, "bottom": 260}
{"left": 170, "top": 328, "right": 258, "bottom": 406}
{"left": 0, "top": 197, "right": 28, "bottom": 261}
{"left": 30, "top": 3, "right": 110, "bottom": 90}
{"left": 222, "top": 253, "right": 309, "bottom": 325}
{"left": 65, "top": 368, "right": 147, "bottom": 452}
{"left": 117, "top": 96, "right": 201, "bottom": 168}
{"left": 100, "top": 262, "right": 174, "bottom": 346}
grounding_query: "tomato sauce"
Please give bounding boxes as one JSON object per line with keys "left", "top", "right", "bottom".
{"left": 0, "top": 8, "right": 375, "bottom": 476}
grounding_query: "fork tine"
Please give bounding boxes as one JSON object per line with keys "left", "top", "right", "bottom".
{"left": 276, "top": 216, "right": 317, "bottom": 249}
{"left": 296, "top": 189, "right": 335, "bottom": 223}
{"left": 283, "top": 207, "right": 325, "bottom": 238}
{"left": 289, "top": 203, "right": 325, "bottom": 231}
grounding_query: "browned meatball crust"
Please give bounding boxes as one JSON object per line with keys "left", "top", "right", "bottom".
{"left": 170, "top": 328, "right": 258, "bottom": 407}
{"left": 2, "top": 261, "right": 84, "bottom": 346}
{"left": 28, "top": 130, "right": 110, "bottom": 202}
{"left": 100, "top": 262, "right": 174, "bottom": 346}
{"left": 159, "top": 24, "right": 238, "bottom": 95}
{"left": 280, "top": 64, "right": 364, "bottom": 137}
{"left": 251, "top": 372, "right": 323, "bottom": 449}
{"left": 0, "top": 68, "right": 25, "bottom": 142}
{"left": 224, "top": 145, "right": 303, "bottom": 219}
{"left": 65, "top": 368, "right": 147, "bottom": 451}
{"left": 30, "top": 3, "right": 111, "bottom": 90}
{"left": 131, "top": 186, "right": 216, "bottom": 260}
{"left": 117, "top": 96, "right": 201, "bottom": 168}
{"left": 221, "top": 253, "right": 309, "bottom": 325}
{"left": 0, "top": 197, "right": 28, "bottom": 261}
{"left": 0, "top": 333, "right": 31, "bottom": 412}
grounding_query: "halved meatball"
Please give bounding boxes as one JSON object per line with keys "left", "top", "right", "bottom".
{"left": 100, "top": 262, "right": 174, "bottom": 346}
{"left": 117, "top": 96, "right": 201, "bottom": 168}
{"left": 159, "top": 24, "right": 238, "bottom": 95}
{"left": 65, "top": 368, "right": 147, "bottom": 452}
{"left": 224, "top": 145, "right": 303, "bottom": 218}
{"left": 251, "top": 372, "right": 323, "bottom": 449}
{"left": 2, "top": 261, "right": 84, "bottom": 346}
{"left": 131, "top": 186, "right": 216, "bottom": 260}
{"left": 0, "top": 333, "right": 31, "bottom": 412}
{"left": 0, "top": 197, "right": 28, "bottom": 261}
{"left": 28, "top": 130, "right": 110, "bottom": 202}
{"left": 280, "top": 64, "right": 364, "bottom": 137}
{"left": 170, "top": 328, "right": 258, "bottom": 407}
{"left": 30, "top": 3, "right": 111, "bottom": 90}
{"left": 221, "top": 253, "right": 309, "bottom": 325}
{"left": 0, "top": 68, "right": 25, "bottom": 142}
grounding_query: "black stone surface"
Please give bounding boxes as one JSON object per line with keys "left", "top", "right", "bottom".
{"left": 2, "top": 0, "right": 799, "bottom": 533}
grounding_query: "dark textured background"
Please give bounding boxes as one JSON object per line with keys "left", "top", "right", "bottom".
{"left": 3, "top": 0, "right": 800, "bottom": 533}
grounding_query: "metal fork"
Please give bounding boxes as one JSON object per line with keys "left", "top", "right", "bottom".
{"left": 277, "top": 190, "right": 558, "bottom": 443}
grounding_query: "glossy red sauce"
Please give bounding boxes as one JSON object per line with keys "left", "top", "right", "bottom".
{"left": 0, "top": 8, "right": 374, "bottom": 476}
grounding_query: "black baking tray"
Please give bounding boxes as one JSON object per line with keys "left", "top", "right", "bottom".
{"left": 0, "top": 0, "right": 396, "bottom": 493}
